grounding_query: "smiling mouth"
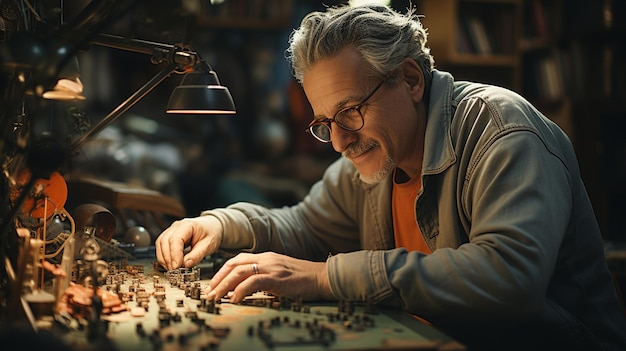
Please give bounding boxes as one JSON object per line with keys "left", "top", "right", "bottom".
{"left": 343, "top": 141, "right": 378, "bottom": 160}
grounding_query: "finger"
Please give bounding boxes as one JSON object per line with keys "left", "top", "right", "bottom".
{"left": 167, "top": 233, "right": 188, "bottom": 270}
{"left": 209, "top": 264, "right": 255, "bottom": 303}
{"left": 230, "top": 273, "right": 264, "bottom": 303}
{"left": 155, "top": 235, "right": 166, "bottom": 268}
{"left": 208, "top": 253, "right": 253, "bottom": 287}
{"left": 208, "top": 261, "right": 257, "bottom": 302}
{"left": 159, "top": 222, "right": 192, "bottom": 270}
{"left": 182, "top": 246, "right": 206, "bottom": 268}
{"left": 206, "top": 258, "right": 238, "bottom": 293}
{"left": 155, "top": 232, "right": 174, "bottom": 270}
{"left": 156, "top": 227, "right": 176, "bottom": 270}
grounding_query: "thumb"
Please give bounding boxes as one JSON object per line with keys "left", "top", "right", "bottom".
{"left": 182, "top": 248, "right": 205, "bottom": 268}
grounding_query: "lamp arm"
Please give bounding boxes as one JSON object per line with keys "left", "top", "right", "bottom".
{"left": 71, "top": 62, "right": 178, "bottom": 151}
{"left": 71, "top": 33, "right": 210, "bottom": 151}
{"left": 92, "top": 33, "right": 173, "bottom": 56}
{"left": 91, "top": 33, "right": 199, "bottom": 68}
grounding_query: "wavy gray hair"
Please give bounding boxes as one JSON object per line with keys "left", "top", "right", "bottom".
{"left": 286, "top": 3, "right": 434, "bottom": 90}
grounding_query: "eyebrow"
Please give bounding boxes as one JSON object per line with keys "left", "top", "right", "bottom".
{"left": 311, "top": 95, "right": 361, "bottom": 122}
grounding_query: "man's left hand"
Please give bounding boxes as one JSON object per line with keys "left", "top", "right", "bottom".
{"left": 206, "top": 252, "right": 334, "bottom": 303}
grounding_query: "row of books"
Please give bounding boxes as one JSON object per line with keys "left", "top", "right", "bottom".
{"left": 456, "top": 13, "right": 516, "bottom": 55}
{"left": 524, "top": 0, "right": 550, "bottom": 40}
{"left": 523, "top": 43, "right": 622, "bottom": 102}
{"left": 202, "top": 0, "right": 292, "bottom": 20}
{"left": 525, "top": 0, "right": 625, "bottom": 40}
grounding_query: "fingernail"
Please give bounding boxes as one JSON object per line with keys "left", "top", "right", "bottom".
{"left": 185, "top": 259, "right": 193, "bottom": 268}
{"left": 229, "top": 293, "right": 241, "bottom": 304}
{"left": 171, "top": 260, "right": 177, "bottom": 268}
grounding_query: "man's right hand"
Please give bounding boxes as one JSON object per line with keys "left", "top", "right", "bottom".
{"left": 155, "top": 215, "right": 224, "bottom": 270}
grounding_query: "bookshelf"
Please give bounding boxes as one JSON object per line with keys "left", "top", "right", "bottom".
{"left": 416, "top": 0, "right": 626, "bottom": 241}
{"left": 197, "top": 0, "right": 293, "bottom": 29}
{"left": 521, "top": 0, "right": 626, "bottom": 242}
{"left": 417, "top": 0, "right": 523, "bottom": 91}
{"left": 520, "top": 0, "right": 567, "bottom": 102}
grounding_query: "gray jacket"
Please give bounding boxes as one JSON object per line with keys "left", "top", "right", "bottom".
{"left": 206, "top": 70, "right": 626, "bottom": 350}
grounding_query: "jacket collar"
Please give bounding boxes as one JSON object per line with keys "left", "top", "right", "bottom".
{"left": 422, "top": 70, "right": 457, "bottom": 176}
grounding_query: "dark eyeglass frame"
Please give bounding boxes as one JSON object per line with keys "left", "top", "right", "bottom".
{"left": 306, "top": 74, "right": 391, "bottom": 143}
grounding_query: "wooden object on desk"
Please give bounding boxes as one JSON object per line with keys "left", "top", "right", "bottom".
{"left": 67, "top": 177, "right": 186, "bottom": 233}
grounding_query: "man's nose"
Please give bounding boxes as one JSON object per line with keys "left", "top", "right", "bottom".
{"left": 330, "top": 124, "right": 357, "bottom": 153}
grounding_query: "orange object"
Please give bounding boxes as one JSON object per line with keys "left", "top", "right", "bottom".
{"left": 392, "top": 174, "right": 431, "bottom": 254}
{"left": 11, "top": 169, "right": 68, "bottom": 219}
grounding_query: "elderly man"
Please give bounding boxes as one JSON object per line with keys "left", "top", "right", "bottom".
{"left": 156, "top": 4, "right": 626, "bottom": 350}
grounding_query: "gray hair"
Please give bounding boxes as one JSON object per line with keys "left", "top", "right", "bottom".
{"left": 286, "top": 3, "right": 434, "bottom": 89}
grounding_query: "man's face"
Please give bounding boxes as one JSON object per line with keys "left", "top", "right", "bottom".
{"left": 302, "top": 47, "right": 424, "bottom": 184}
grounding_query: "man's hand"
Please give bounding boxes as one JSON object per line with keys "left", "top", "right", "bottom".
{"left": 155, "top": 215, "right": 223, "bottom": 270}
{"left": 206, "top": 252, "right": 334, "bottom": 303}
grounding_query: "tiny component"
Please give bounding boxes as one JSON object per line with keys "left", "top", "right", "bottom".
{"left": 190, "top": 282, "right": 203, "bottom": 300}
{"left": 158, "top": 312, "right": 171, "bottom": 326}
{"left": 199, "top": 339, "right": 220, "bottom": 350}
{"left": 136, "top": 322, "right": 145, "bottom": 337}
{"left": 130, "top": 307, "right": 145, "bottom": 317}
{"left": 210, "top": 326, "right": 231, "bottom": 338}
{"left": 197, "top": 298, "right": 221, "bottom": 314}
{"left": 337, "top": 300, "right": 355, "bottom": 315}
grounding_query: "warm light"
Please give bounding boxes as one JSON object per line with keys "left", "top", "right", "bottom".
{"left": 42, "top": 55, "right": 85, "bottom": 101}
{"left": 42, "top": 77, "right": 85, "bottom": 100}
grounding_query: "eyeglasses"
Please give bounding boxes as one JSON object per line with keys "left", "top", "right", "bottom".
{"left": 306, "top": 75, "right": 390, "bottom": 143}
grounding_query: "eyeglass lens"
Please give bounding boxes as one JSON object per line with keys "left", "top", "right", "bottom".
{"left": 310, "top": 107, "right": 363, "bottom": 142}
{"left": 308, "top": 74, "right": 390, "bottom": 142}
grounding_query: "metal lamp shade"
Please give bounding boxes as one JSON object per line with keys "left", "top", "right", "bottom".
{"left": 166, "top": 70, "right": 236, "bottom": 114}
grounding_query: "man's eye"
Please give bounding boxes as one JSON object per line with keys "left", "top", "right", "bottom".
{"left": 337, "top": 108, "right": 361, "bottom": 123}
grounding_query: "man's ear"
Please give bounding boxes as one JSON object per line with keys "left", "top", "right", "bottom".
{"left": 401, "top": 58, "right": 425, "bottom": 103}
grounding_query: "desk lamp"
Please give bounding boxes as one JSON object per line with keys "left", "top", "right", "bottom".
{"left": 70, "top": 33, "right": 236, "bottom": 151}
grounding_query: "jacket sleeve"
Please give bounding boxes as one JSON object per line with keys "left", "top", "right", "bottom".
{"left": 202, "top": 157, "right": 364, "bottom": 262}
{"left": 414, "top": 98, "right": 573, "bottom": 323}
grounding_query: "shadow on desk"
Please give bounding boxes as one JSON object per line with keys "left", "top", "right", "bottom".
{"left": 0, "top": 323, "right": 72, "bottom": 351}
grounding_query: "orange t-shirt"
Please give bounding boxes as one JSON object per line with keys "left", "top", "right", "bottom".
{"left": 392, "top": 170, "right": 431, "bottom": 254}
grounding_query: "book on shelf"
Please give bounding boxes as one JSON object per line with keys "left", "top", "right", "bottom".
{"left": 456, "top": 20, "right": 474, "bottom": 54}
{"left": 541, "top": 56, "right": 562, "bottom": 100}
{"left": 524, "top": 48, "right": 570, "bottom": 101}
{"left": 493, "top": 9, "right": 515, "bottom": 54}
{"left": 529, "top": 0, "right": 549, "bottom": 39}
{"left": 464, "top": 16, "right": 492, "bottom": 55}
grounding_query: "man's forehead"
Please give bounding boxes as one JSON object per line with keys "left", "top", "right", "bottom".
{"left": 303, "top": 48, "right": 367, "bottom": 82}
